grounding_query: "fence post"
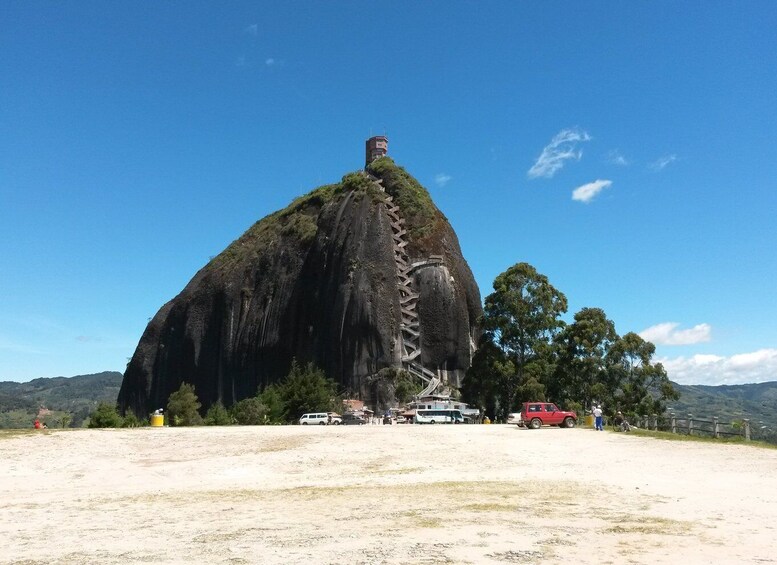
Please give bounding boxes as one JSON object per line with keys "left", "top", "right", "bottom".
{"left": 651, "top": 414, "right": 657, "bottom": 431}
{"left": 688, "top": 414, "right": 694, "bottom": 436}
{"left": 671, "top": 413, "right": 676, "bottom": 434}
{"left": 713, "top": 417, "right": 719, "bottom": 438}
{"left": 744, "top": 419, "right": 751, "bottom": 441}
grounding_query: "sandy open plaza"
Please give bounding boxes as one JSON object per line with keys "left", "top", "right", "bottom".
{"left": 2, "top": 424, "right": 776, "bottom": 564}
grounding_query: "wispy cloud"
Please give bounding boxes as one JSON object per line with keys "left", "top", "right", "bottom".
{"left": 235, "top": 56, "right": 247, "bottom": 67}
{"left": 434, "top": 173, "right": 452, "bottom": 187}
{"left": 649, "top": 154, "right": 677, "bottom": 171}
{"left": 528, "top": 128, "right": 591, "bottom": 179}
{"left": 659, "top": 348, "right": 777, "bottom": 385}
{"left": 75, "top": 336, "right": 102, "bottom": 343}
{"left": 606, "top": 149, "right": 630, "bottom": 166}
{"left": 640, "top": 322, "right": 712, "bottom": 346}
{"left": 572, "top": 179, "right": 612, "bottom": 203}
{"left": 265, "top": 58, "right": 275, "bottom": 66}
{"left": 245, "top": 24, "right": 258, "bottom": 36}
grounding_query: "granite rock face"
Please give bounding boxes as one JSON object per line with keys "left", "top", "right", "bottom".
{"left": 118, "top": 159, "right": 481, "bottom": 416}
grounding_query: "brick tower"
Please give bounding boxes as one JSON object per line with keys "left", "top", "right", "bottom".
{"left": 365, "top": 135, "right": 388, "bottom": 167}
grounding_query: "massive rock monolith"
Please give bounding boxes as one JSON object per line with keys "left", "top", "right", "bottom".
{"left": 118, "top": 157, "right": 481, "bottom": 416}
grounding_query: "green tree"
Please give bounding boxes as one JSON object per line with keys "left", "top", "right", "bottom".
{"left": 279, "top": 360, "right": 339, "bottom": 422}
{"left": 469, "top": 263, "right": 567, "bottom": 418}
{"left": 258, "top": 384, "right": 285, "bottom": 424}
{"left": 204, "top": 401, "right": 233, "bottom": 425}
{"left": 166, "top": 383, "right": 203, "bottom": 426}
{"left": 607, "top": 332, "right": 678, "bottom": 417}
{"left": 59, "top": 413, "right": 72, "bottom": 429}
{"left": 393, "top": 370, "right": 423, "bottom": 405}
{"left": 231, "top": 397, "right": 268, "bottom": 425}
{"left": 462, "top": 336, "right": 514, "bottom": 420}
{"left": 552, "top": 307, "right": 618, "bottom": 409}
{"left": 88, "top": 402, "right": 123, "bottom": 428}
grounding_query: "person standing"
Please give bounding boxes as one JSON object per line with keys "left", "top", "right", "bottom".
{"left": 593, "top": 405, "right": 603, "bottom": 431}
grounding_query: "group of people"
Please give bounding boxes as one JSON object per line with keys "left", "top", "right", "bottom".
{"left": 592, "top": 405, "right": 630, "bottom": 432}
{"left": 33, "top": 419, "right": 48, "bottom": 429}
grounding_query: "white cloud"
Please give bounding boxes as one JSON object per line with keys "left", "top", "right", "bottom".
{"left": 649, "top": 154, "right": 677, "bottom": 171}
{"left": 527, "top": 128, "right": 591, "bottom": 179}
{"left": 245, "top": 24, "right": 258, "bottom": 36}
{"left": 659, "top": 349, "right": 777, "bottom": 385}
{"left": 640, "top": 322, "right": 712, "bottom": 346}
{"left": 572, "top": 179, "right": 612, "bottom": 203}
{"left": 265, "top": 58, "right": 275, "bottom": 66}
{"left": 434, "top": 173, "right": 452, "bottom": 187}
{"left": 606, "top": 149, "right": 629, "bottom": 166}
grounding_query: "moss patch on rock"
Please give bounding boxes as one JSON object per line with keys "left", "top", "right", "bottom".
{"left": 366, "top": 157, "right": 439, "bottom": 241}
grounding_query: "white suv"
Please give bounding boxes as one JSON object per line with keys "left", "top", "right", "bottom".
{"left": 507, "top": 412, "right": 522, "bottom": 425}
{"left": 299, "top": 413, "right": 330, "bottom": 425}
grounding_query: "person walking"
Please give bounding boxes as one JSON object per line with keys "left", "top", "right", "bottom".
{"left": 593, "top": 405, "right": 603, "bottom": 431}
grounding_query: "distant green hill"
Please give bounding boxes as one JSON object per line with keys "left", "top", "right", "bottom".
{"left": 668, "top": 381, "right": 777, "bottom": 442}
{"left": 0, "top": 371, "right": 122, "bottom": 429}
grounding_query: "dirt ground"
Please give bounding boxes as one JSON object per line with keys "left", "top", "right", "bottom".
{"left": 2, "top": 424, "right": 776, "bottom": 564}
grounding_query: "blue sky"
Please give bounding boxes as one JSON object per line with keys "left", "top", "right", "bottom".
{"left": 2, "top": 1, "right": 776, "bottom": 385}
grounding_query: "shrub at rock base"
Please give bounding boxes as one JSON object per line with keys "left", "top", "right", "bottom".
{"left": 231, "top": 397, "right": 268, "bottom": 425}
{"left": 88, "top": 403, "right": 123, "bottom": 428}
{"left": 204, "top": 401, "right": 233, "bottom": 425}
{"left": 166, "top": 383, "right": 203, "bottom": 426}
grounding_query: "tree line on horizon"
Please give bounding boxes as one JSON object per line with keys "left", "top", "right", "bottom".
{"left": 91, "top": 261, "right": 677, "bottom": 427}
{"left": 90, "top": 360, "right": 344, "bottom": 427}
{"left": 461, "top": 262, "right": 679, "bottom": 421}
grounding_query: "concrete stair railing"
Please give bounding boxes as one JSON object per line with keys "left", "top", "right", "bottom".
{"left": 364, "top": 171, "right": 445, "bottom": 397}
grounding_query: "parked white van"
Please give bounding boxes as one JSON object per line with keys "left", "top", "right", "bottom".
{"left": 299, "top": 412, "right": 329, "bottom": 425}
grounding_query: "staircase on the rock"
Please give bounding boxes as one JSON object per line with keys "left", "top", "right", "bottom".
{"left": 365, "top": 172, "right": 443, "bottom": 394}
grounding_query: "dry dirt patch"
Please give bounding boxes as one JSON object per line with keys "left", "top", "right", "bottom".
{"left": 2, "top": 425, "right": 776, "bottom": 564}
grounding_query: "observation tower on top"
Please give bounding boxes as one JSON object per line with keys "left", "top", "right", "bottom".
{"left": 365, "top": 135, "right": 388, "bottom": 167}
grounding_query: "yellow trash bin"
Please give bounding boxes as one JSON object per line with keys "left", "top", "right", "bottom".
{"left": 150, "top": 414, "right": 164, "bottom": 427}
{"left": 585, "top": 415, "right": 594, "bottom": 428}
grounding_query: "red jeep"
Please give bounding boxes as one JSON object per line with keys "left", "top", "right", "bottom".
{"left": 521, "top": 402, "right": 577, "bottom": 429}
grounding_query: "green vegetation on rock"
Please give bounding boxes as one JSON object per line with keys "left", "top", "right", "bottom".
{"left": 206, "top": 160, "right": 443, "bottom": 282}
{"left": 209, "top": 182, "right": 342, "bottom": 270}
{"left": 367, "top": 157, "right": 439, "bottom": 241}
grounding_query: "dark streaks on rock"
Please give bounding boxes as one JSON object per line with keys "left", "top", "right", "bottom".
{"left": 118, "top": 159, "right": 481, "bottom": 416}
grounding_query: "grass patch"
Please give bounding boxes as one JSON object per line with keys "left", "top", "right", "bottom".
{"left": 0, "top": 429, "right": 51, "bottom": 440}
{"left": 209, "top": 182, "right": 342, "bottom": 270}
{"left": 626, "top": 428, "right": 777, "bottom": 449}
{"left": 370, "top": 466, "right": 423, "bottom": 476}
{"left": 604, "top": 520, "right": 692, "bottom": 536}
{"left": 367, "top": 157, "right": 439, "bottom": 241}
{"left": 462, "top": 502, "right": 517, "bottom": 512}
{"left": 400, "top": 510, "right": 442, "bottom": 528}
{"left": 256, "top": 436, "right": 310, "bottom": 453}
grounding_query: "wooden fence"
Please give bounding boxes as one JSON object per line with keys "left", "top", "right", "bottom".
{"left": 633, "top": 413, "right": 751, "bottom": 441}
